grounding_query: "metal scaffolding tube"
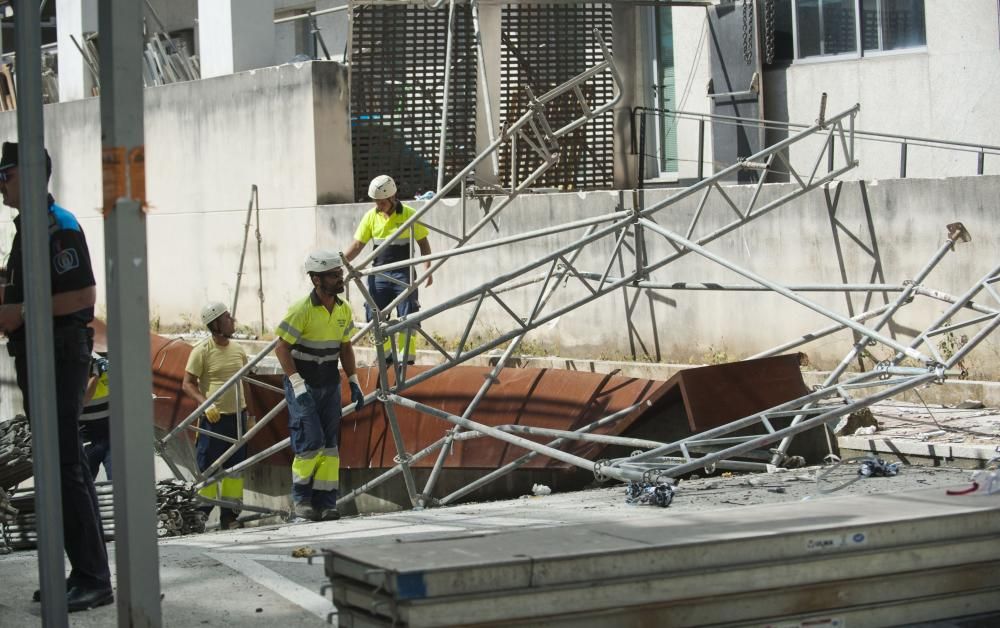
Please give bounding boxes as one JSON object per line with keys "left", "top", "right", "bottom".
{"left": 438, "top": 401, "right": 649, "bottom": 505}
{"left": 158, "top": 339, "right": 278, "bottom": 448}
{"left": 193, "top": 398, "right": 288, "bottom": 487}
{"left": 14, "top": 1, "right": 68, "bottom": 621}
{"left": 436, "top": 0, "right": 457, "bottom": 192}
{"left": 388, "top": 394, "right": 642, "bottom": 482}
{"left": 637, "top": 218, "right": 931, "bottom": 363}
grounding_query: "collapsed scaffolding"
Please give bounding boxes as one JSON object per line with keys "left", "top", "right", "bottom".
{"left": 153, "top": 24, "right": 1000, "bottom": 520}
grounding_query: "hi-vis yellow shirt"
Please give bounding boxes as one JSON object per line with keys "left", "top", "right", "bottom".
{"left": 354, "top": 203, "right": 429, "bottom": 265}
{"left": 277, "top": 291, "right": 356, "bottom": 387}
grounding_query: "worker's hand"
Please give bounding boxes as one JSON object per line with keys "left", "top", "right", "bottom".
{"left": 288, "top": 373, "right": 309, "bottom": 400}
{"left": 0, "top": 303, "right": 24, "bottom": 335}
{"left": 348, "top": 374, "right": 364, "bottom": 412}
{"left": 424, "top": 272, "right": 434, "bottom": 287}
{"left": 204, "top": 403, "right": 222, "bottom": 424}
{"left": 95, "top": 357, "right": 109, "bottom": 376}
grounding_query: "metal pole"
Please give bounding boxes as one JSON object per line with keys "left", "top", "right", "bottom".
{"left": 697, "top": 118, "right": 705, "bottom": 180}
{"left": 899, "top": 141, "right": 908, "bottom": 178}
{"left": 14, "top": 2, "right": 68, "bottom": 622}
{"left": 232, "top": 184, "right": 257, "bottom": 316}
{"left": 98, "top": 0, "right": 162, "bottom": 623}
{"left": 436, "top": 0, "right": 457, "bottom": 192}
{"left": 978, "top": 149, "right": 985, "bottom": 175}
{"left": 637, "top": 110, "right": 646, "bottom": 189}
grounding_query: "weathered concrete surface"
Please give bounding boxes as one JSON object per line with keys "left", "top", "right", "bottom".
{"left": 0, "top": 464, "right": 992, "bottom": 627}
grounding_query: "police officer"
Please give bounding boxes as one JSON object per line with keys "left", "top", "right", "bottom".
{"left": 275, "top": 250, "right": 364, "bottom": 521}
{"left": 182, "top": 302, "right": 249, "bottom": 530}
{"left": 344, "top": 175, "right": 433, "bottom": 364}
{"left": 0, "top": 141, "right": 113, "bottom": 611}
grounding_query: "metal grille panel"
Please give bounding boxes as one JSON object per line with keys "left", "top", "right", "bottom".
{"left": 500, "top": 3, "right": 614, "bottom": 190}
{"left": 350, "top": 2, "right": 477, "bottom": 201}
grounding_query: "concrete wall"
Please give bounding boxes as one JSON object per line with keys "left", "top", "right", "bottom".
{"left": 0, "top": 61, "right": 352, "bottom": 326}
{"left": 312, "top": 175, "right": 1000, "bottom": 379}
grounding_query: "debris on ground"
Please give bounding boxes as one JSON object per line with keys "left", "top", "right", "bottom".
{"left": 0, "top": 416, "right": 33, "bottom": 489}
{"left": 624, "top": 480, "right": 674, "bottom": 507}
{"left": 291, "top": 546, "right": 316, "bottom": 558}
{"left": 531, "top": 483, "right": 552, "bottom": 496}
{"left": 156, "top": 480, "right": 207, "bottom": 538}
{"left": 835, "top": 407, "right": 879, "bottom": 435}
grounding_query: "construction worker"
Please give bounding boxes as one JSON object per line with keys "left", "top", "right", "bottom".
{"left": 0, "top": 141, "right": 113, "bottom": 611}
{"left": 182, "top": 302, "right": 249, "bottom": 530}
{"left": 275, "top": 250, "right": 365, "bottom": 521}
{"left": 344, "top": 174, "right": 432, "bottom": 364}
{"left": 80, "top": 352, "right": 112, "bottom": 480}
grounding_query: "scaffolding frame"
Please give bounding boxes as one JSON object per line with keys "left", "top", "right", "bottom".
{"left": 155, "top": 10, "right": 1000, "bottom": 520}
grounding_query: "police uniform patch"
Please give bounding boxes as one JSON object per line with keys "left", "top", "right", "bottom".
{"left": 54, "top": 248, "right": 80, "bottom": 274}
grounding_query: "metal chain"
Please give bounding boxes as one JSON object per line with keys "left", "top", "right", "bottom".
{"left": 764, "top": 0, "right": 776, "bottom": 64}
{"left": 742, "top": 0, "right": 754, "bottom": 65}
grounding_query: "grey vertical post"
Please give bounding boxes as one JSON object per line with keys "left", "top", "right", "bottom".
{"left": 899, "top": 141, "right": 908, "bottom": 178}
{"left": 98, "top": 0, "right": 163, "bottom": 625}
{"left": 697, "top": 118, "right": 705, "bottom": 180}
{"left": 15, "top": 2, "right": 69, "bottom": 623}
{"left": 977, "top": 149, "right": 984, "bottom": 175}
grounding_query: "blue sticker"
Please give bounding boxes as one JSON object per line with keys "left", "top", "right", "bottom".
{"left": 54, "top": 248, "right": 80, "bottom": 274}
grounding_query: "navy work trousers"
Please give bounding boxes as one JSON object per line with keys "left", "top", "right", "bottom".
{"left": 12, "top": 325, "right": 111, "bottom": 591}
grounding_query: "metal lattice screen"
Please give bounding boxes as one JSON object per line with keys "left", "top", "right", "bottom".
{"left": 350, "top": 2, "right": 478, "bottom": 202}
{"left": 500, "top": 3, "right": 614, "bottom": 190}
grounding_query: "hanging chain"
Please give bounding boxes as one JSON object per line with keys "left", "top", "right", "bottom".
{"left": 742, "top": 0, "right": 754, "bottom": 65}
{"left": 764, "top": 0, "right": 776, "bottom": 64}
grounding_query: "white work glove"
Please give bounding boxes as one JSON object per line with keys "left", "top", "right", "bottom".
{"left": 288, "top": 373, "right": 309, "bottom": 399}
{"left": 204, "top": 403, "right": 222, "bottom": 424}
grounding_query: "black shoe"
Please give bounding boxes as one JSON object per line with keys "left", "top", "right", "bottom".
{"left": 33, "top": 579, "right": 71, "bottom": 602}
{"left": 67, "top": 586, "right": 114, "bottom": 612}
{"left": 318, "top": 508, "right": 340, "bottom": 521}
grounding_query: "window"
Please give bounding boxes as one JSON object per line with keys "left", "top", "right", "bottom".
{"left": 792, "top": 0, "right": 925, "bottom": 59}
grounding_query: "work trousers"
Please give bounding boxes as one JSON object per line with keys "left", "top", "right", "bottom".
{"left": 81, "top": 423, "right": 113, "bottom": 481}
{"left": 366, "top": 268, "right": 420, "bottom": 361}
{"left": 12, "top": 325, "right": 111, "bottom": 591}
{"left": 196, "top": 410, "right": 248, "bottom": 521}
{"left": 283, "top": 376, "right": 342, "bottom": 510}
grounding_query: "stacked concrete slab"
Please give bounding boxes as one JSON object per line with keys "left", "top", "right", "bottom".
{"left": 323, "top": 488, "right": 1000, "bottom": 627}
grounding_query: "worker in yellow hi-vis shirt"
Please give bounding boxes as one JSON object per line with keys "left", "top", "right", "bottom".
{"left": 183, "top": 302, "right": 248, "bottom": 530}
{"left": 344, "top": 174, "right": 432, "bottom": 364}
{"left": 275, "top": 250, "right": 365, "bottom": 522}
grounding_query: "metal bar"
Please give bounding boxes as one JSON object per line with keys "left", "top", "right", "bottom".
{"left": 274, "top": 4, "right": 348, "bottom": 24}
{"left": 15, "top": 2, "right": 68, "bottom": 622}
{"left": 978, "top": 149, "right": 985, "bottom": 175}
{"left": 159, "top": 339, "right": 278, "bottom": 446}
{"left": 747, "top": 303, "right": 895, "bottom": 360}
{"left": 900, "top": 141, "right": 908, "bottom": 178}
{"left": 697, "top": 118, "right": 705, "bottom": 180}
{"left": 194, "top": 398, "right": 287, "bottom": 485}
{"left": 436, "top": 0, "right": 457, "bottom": 192}
{"left": 438, "top": 401, "right": 648, "bottom": 505}
{"left": 638, "top": 219, "right": 930, "bottom": 362}
{"left": 624, "top": 281, "right": 907, "bottom": 292}
{"left": 232, "top": 184, "right": 257, "bottom": 316}
{"left": 387, "top": 394, "right": 639, "bottom": 482}
{"left": 98, "top": 0, "right": 163, "bottom": 622}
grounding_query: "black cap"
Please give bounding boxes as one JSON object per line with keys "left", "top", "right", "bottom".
{"left": 0, "top": 141, "right": 52, "bottom": 177}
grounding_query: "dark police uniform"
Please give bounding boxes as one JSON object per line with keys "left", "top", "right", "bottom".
{"left": 4, "top": 196, "right": 111, "bottom": 592}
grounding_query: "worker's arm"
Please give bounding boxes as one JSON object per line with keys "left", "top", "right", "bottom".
{"left": 0, "top": 286, "right": 97, "bottom": 334}
{"left": 341, "top": 342, "right": 357, "bottom": 378}
{"left": 343, "top": 239, "right": 366, "bottom": 263}
{"left": 417, "top": 237, "right": 433, "bottom": 287}
{"left": 83, "top": 374, "right": 99, "bottom": 405}
{"left": 182, "top": 371, "right": 207, "bottom": 405}
{"left": 275, "top": 338, "right": 298, "bottom": 377}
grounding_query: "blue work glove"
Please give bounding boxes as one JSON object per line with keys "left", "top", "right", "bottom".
{"left": 95, "top": 357, "right": 109, "bottom": 376}
{"left": 348, "top": 375, "right": 364, "bottom": 412}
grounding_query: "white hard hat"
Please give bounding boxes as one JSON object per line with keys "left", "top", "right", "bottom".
{"left": 201, "top": 301, "right": 229, "bottom": 326}
{"left": 368, "top": 174, "right": 397, "bottom": 200}
{"left": 304, "top": 249, "right": 343, "bottom": 274}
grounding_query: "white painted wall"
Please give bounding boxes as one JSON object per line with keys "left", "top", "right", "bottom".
{"left": 0, "top": 61, "right": 352, "bottom": 328}
{"left": 55, "top": 0, "right": 98, "bottom": 102}
{"left": 197, "top": 0, "right": 275, "bottom": 78}
{"left": 772, "top": 0, "right": 999, "bottom": 179}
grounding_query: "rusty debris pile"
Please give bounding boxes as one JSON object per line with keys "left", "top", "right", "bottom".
{"left": 0, "top": 416, "right": 33, "bottom": 489}
{"left": 155, "top": 480, "right": 207, "bottom": 538}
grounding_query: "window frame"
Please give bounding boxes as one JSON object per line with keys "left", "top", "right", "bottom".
{"left": 790, "top": 0, "right": 927, "bottom": 63}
